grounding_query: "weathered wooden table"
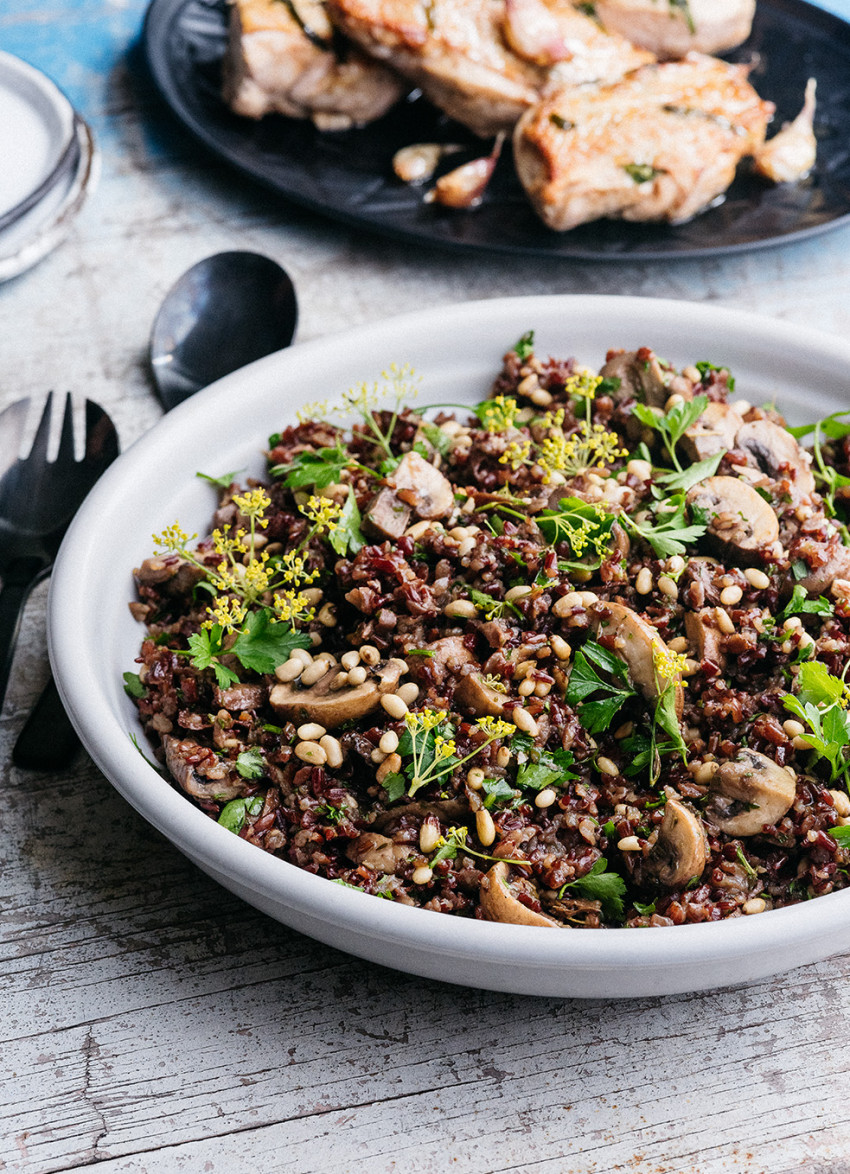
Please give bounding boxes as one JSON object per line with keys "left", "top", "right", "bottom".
{"left": 3, "top": 2, "right": 850, "bottom": 1170}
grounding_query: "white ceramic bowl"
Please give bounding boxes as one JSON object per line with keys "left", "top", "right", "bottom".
{"left": 49, "top": 295, "right": 850, "bottom": 998}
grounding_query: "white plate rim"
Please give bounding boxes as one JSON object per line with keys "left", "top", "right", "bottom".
{"left": 47, "top": 293, "right": 850, "bottom": 995}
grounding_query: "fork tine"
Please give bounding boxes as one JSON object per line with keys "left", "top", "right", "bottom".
{"left": 0, "top": 397, "right": 31, "bottom": 472}
{"left": 84, "top": 399, "right": 120, "bottom": 466}
{"left": 28, "top": 391, "right": 54, "bottom": 464}
{"left": 55, "top": 393, "right": 75, "bottom": 464}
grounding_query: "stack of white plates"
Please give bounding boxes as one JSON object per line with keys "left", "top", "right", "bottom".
{"left": 0, "top": 51, "right": 98, "bottom": 283}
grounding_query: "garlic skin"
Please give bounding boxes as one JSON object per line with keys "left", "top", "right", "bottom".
{"left": 424, "top": 135, "right": 504, "bottom": 209}
{"left": 392, "top": 142, "right": 463, "bottom": 185}
{"left": 754, "top": 78, "right": 818, "bottom": 184}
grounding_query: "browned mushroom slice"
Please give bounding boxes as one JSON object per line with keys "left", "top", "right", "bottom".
{"left": 362, "top": 486, "right": 411, "bottom": 541}
{"left": 407, "top": 636, "right": 476, "bottom": 689}
{"left": 269, "top": 659, "right": 404, "bottom": 729}
{"left": 456, "top": 671, "right": 509, "bottom": 718}
{"left": 642, "top": 798, "right": 707, "bottom": 888}
{"left": 346, "top": 832, "right": 415, "bottom": 873}
{"left": 792, "top": 542, "right": 850, "bottom": 597}
{"left": 479, "top": 862, "right": 560, "bottom": 927}
{"left": 599, "top": 348, "right": 674, "bottom": 408}
{"left": 214, "top": 683, "right": 267, "bottom": 711}
{"left": 735, "top": 419, "right": 816, "bottom": 498}
{"left": 372, "top": 799, "right": 468, "bottom": 831}
{"left": 680, "top": 402, "right": 744, "bottom": 463}
{"left": 163, "top": 736, "right": 248, "bottom": 802}
{"left": 591, "top": 601, "right": 684, "bottom": 718}
{"left": 705, "top": 749, "right": 796, "bottom": 836}
{"left": 388, "top": 450, "right": 455, "bottom": 519}
{"left": 686, "top": 475, "right": 779, "bottom": 563}
{"left": 684, "top": 608, "right": 726, "bottom": 672}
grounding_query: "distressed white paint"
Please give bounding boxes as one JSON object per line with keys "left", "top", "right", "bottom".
{"left": 3, "top": 2, "right": 850, "bottom": 1170}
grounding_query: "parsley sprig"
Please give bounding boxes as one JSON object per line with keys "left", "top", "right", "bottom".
{"left": 782, "top": 661, "right": 850, "bottom": 786}
{"left": 558, "top": 858, "right": 627, "bottom": 922}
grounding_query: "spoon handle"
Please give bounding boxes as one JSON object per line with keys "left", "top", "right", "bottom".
{"left": 13, "top": 674, "right": 80, "bottom": 770}
{"left": 0, "top": 557, "right": 45, "bottom": 717}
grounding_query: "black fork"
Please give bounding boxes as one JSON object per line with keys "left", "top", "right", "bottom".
{"left": 0, "top": 394, "right": 119, "bottom": 754}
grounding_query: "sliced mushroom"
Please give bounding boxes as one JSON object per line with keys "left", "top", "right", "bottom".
{"left": 479, "top": 862, "right": 560, "bottom": 927}
{"left": 599, "top": 348, "right": 674, "bottom": 408}
{"left": 706, "top": 749, "right": 797, "bottom": 836}
{"left": 388, "top": 450, "right": 455, "bottom": 519}
{"left": 269, "top": 658, "right": 404, "bottom": 729}
{"left": 407, "top": 636, "right": 476, "bottom": 689}
{"left": 680, "top": 401, "right": 744, "bottom": 463}
{"left": 135, "top": 556, "right": 205, "bottom": 597}
{"left": 591, "top": 601, "right": 684, "bottom": 718}
{"left": 372, "top": 799, "right": 468, "bottom": 831}
{"left": 735, "top": 419, "right": 816, "bottom": 498}
{"left": 345, "top": 832, "right": 414, "bottom": 873}
{"left": 362, "top": 486, "right": 411, "bottom": 541}
{"left": 641, "top": 798, "right": 708, "bottom": 888}
{"left": 686, "top": 475, "right": 779, "bottom": 563}
{"left": 213, "top": 683, "right": 267, "bottom": 711}
{"left": 456, "top": 670, "right": 510, "bottom": 718}
{"left": 791, "top": 542, "right": 850, "bottom": 597}
{"left": 684, "top": 608, "right": 727, "bottom": 672}
{"left": 163, "top": 736, "right": 247, "bottom": 802}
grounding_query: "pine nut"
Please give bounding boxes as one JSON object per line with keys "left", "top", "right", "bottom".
{"left": 291, "top": 648, "right": 313, "bottom": 666}
{"left": 550, "top": 635, "right": 571, "bottom": 661}
{"left": 467, "top": 767, "right": 485, "bottom": 789}
{"left": 341, "top": 650, "right": 361, "bottom": 670}
{"left": 742, "top": 897, "right": 766, "bottom": 915}
{"left": 668, "top": 636, "right": 689, "bottom": 653}
{"left": 371, "top": 748, "right": 386, "bottom": 764}
{"left": 830, "top": 790, "right": 850, "bottom": 817}
{"left": 668, "top": 555, "right": 686, "bottom": 575}
{"left": 783, "top": 719, "right": 805, "bottom": 738}
{"left": 792, "top": 735, "right": 810, "bottom": 750}
{"left": 301, "top": 659, "right": 331, "bottom": 686}
{"left": 419, "top": 822, "right": 440, "bottom": 854}
{"left": 597, "top": 756, "right": 618, "bottom": 776}
{"left": 397, "top": 682, "right": 420, "bottom": 705}
{"left": 627, "top": 459, "right": 652, "bottom": 480}
{"left": 319, "top": 735, "right": 343, "bottom": 768}
{"left": 303, "top": 587, "right": 323, "bottom": 606}
{"left": 496, "top": 747, "right": 511, "bottom": 768}
{"left": 458, "top": 538, "right": 476, "bottom": 557}
{"left": 720, "top": 585, "right": 743, "bottom": 607}
{"left": 744, "top": 568, "right": 770, "bottom": 589}
{"left": 578, "top": 591, "right": 599, "bottom": 606}
{"left": 330, "top": 672, "right": 349, "bottom": 691}
{"left": 275, "top": 659, "right": 302, "bottom": 682}
{"left": 518, "top": 678, "right": 536, "bottom": 697}
{"left": 412, "top": 865, "right": 433, "bottom": 885}
{"left": 534, "top": 681, "right": 551, "bottom": 697}
{"left": 635, "top": 567, "right": 653, "bottom": 595}
{"left": 715, "top": 607, "right": 735, "bottom": 635}
{"left": 381, "top": 694, "right": 409, "bottom": 719}
{"left": 618, "top": 836, "right": 641, "bottom": 851}
{"left": 512, "top": 706, "right": 538, "bottom": 735}
{"left": 476, "top": 808, "right": 496, "bottom": 847}
{"left": 782, "top": 616, "right": 802, "bottom": 632}
{"left": 405, "top": 519, "right": 433, "bottom": 540}
{"left": 376, "top": 753, "right": 402, "bottom": 783}
{"left": 444, "top": 600, "right": 477, "bottom": 619}
{"left": 515, "top": 660, "right": 535, "bottom": 680}
{"left": 665, "top": 393, "right": 685, "bottom": 411}
{"left": 614, "top": 721, "right": 633, "bottom": 740}
{"left": 535, "top": 788, "right": 557, "bottom": 808}
{"left": 348, "top": 665, "right": 368, "bottom": 686}
{"left": 505, "top": 585, "right": 532, "bottom": 603}
{"left": 658, "top": 576, "right": 678, "bottom": 599}
{"left": 317, "top": 603, "right": 337, "bottom": 627}
{"left": 295, "top": 741, "right": 326, "bottom": 765}
{"left": 297, "top": 722, "right": 326, "bottom": 741}
{"left": 379, "top": 730, "right": 399, "bottom": 755}
{"left": 695, "top": 761, "right": 718, "bottom": 784}
{"left": 531, "top": 387, "right": 553, "bottom": 407}
{"left": 359, "top": 644, "right": 380, "bottom": 665}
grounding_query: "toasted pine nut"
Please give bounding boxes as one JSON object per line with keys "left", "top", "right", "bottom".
{"left": 295, "top": 741, "right": 326, "bottom": 765}
{"left": 715, "top": 607, "right": 735, "bottom": 635}
{"left": 467, "top": 767, "right": 485, "bottom": 789}
{"left": 412, "top": 865, "right": 433, "bottom": 885}
{"left": 668, "top": 637, "right": 689, "bottom": 653}
{"left": 618, "top": 836, "right": 641, "bottom": 851}
{"left": 512, "top": 706, "right": 538, "bottom": 736}
{"left": 505, "top": 585, "right": 532, "bottom": 603}
{"left": 397, "top": 682, "right": 420, "bottom": 705}
{"left": 348, "top": 665, "right": 368, "bottom": 686}
{"left": 783, "top": 719, "right": 805, "bottom": 738}
{"left": 301, "top": 659, "right": 331, "bottom": 686}
{"left": 550, "top": 635, "right": 571, "bottom": 661}
{"left": 518, "top": 678, "right": 536, "bottom": 697}
{"left": 720, "top": 585, "right": 743, "bottom": 607}
{"left": 444, "top": 600, "right": 477, "bottom": 619}
{"left": 597, "top": 756, "right": 618, "bottom": 777}
{"left": 317, "top": 603, "right": 337, "bottom": 627}
{"left": 830, "top": 790, "right": 850, "bottom": 817}
{"left": 291, "top": 648, "right": 313, "bottom": 666}
{"left": 379, "top": 730, "right": 399, "bottom": 755}
{"left": 496, "top": 746, "right": 511, "bottom": 768}
{"left": 297, "top": 722, "right": 326, "bottom": 741}
{"left": 275, "top": 659, "right": 302, "bottom": 682}
{"left": 381, "top": 694, "right": 409, "bottom": 719}
{"left": 742, "top": 897, "right": 766, "bottom": 915}
{"left": 319, "top": 735, "right": 343, "bottom": 768}
{"left": 476, "top": 808, "right": 496, "bottom": 847}
{"left": 744, "top": 568, "right": 770, "bottom": 589}
{"left": 341, "top": 650, "right": 361, "bottom": 670}
{"left": 658, "top": 576, "right": 678, "bottom": 599}
{"left": 359, "top": 644, "right": 380, "bottom": 665}
{"left": 635, "top": 568, "right": 653, "bottom": 595}
{"left": 535, "top": 788, "right": 557, "bottom": 808}
{"left": 376, "top": 753, "right": 402, "bottom": 783}
{"left": 694, "top": 761, "right": 718, "bottom": 784}
{"left": 419, "top": 822, "right": 440, "bottom": 854}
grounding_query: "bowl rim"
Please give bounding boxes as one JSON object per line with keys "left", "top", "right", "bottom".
{"left": 48, "top": 292, "right": 850, "bottom": 978}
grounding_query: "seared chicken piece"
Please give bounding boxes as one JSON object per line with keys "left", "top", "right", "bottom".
{"left": 326, "top": 0, "right": 653, "bottom": 137}
{"left": 589, "top": 0, "right": 755, "bottom": 59}
{"left": 754, "top": 79, "right": 817, "bottom": 184}
{"left": 514, "top": 54, "right": 774, "bottom": 231}
{"left": 222, "top": 0, "right": 405, "bottom": 130}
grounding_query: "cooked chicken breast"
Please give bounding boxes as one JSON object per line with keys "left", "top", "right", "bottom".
{"left": 514, "top": 54, "right": 774, "bottom": 230}
{"left": 590, "top": 0, "right": 756, "bottom": 59}
{"left": 326, "top": 0, "right": 653, "bottom": 137}
{"left": 222, "top": 0, "right": 405, "bottom": 130}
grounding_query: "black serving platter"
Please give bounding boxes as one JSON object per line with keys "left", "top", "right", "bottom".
{"left": 143, "top": 0, "right": 850, "bottom": 261}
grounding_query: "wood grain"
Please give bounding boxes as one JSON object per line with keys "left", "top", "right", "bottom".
{"left": 2, "top": 0, "right": 850, "bottom": 1169}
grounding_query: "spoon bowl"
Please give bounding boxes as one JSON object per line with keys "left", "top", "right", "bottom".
{"left": 149, "top": 251, "right": 298, "bottom": 410}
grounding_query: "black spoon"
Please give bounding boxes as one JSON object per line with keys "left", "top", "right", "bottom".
{"left": 13, "top": 251, "right": 298, "bottom": 769}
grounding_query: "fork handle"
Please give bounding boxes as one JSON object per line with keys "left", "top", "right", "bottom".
{"left": 13, "top": 674, "right": 81, "bottom": 769}
{"left": 0, "top": 558, "right": 47, "bottom": 716}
